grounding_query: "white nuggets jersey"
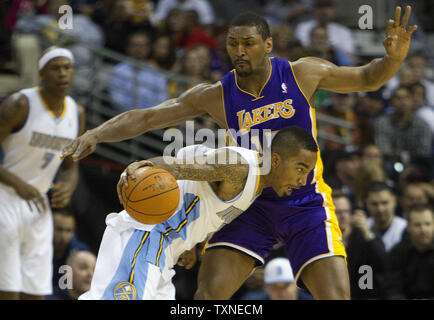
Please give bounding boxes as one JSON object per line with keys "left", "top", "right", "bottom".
{"left": 80, "top": 145, "right": 260, "bottom": 300}
{"left": 0, "top": 87, "right": 79, "bottom": 194}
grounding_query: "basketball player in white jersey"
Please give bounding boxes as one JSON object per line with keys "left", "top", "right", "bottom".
{"left": 0, "top": 47, "right": 85, "bottom": 300}
{"left": 79, "top": 126, "right": 318, "bottom": 300}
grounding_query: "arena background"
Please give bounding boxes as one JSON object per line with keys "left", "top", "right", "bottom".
{"left": 0, "top": 0, "right": 433, "bottom": 300}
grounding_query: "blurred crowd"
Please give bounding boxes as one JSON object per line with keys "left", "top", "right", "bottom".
{"left": 1, "top": 0, "right": 433, "bottom": 300}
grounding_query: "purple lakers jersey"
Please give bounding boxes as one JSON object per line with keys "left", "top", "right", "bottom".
{"left": 220, "top": 56, "right": 324, "bottom": 199}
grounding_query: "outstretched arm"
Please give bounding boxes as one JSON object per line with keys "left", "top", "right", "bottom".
{"left": 293, "top": 6, "right": 417, "bottom": 96}
{"left": 61, "top": 82, "right": 223, "bottom": 161}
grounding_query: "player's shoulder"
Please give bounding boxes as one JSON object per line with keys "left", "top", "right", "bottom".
{"left": 179, "top": 81, "right": 222, "bottom": 110}
{"left": 0, "top": 91, "right": 30, "bottom": 121}
{"left": 292, "top": 56, "right": 336, "bottom": 78}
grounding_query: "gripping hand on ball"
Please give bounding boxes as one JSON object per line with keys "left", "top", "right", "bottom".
{"left": 117, "top": 160, "right": 155, "bottom": 204}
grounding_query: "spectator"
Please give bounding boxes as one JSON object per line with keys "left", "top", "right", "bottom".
{"left": 343, "top": 196, "right": 388, "bottom": 299}
{"left": 355, "top": 91, "right": 386, "bottom": 149}
{"left": 5, "top": 0, "right": 49, "bottom": 32}
{"left": 332, "top": 189, "right": 353, "bottom": 246}
{"left": 241, "top": 258, "right": 313, "bottom": 300}
{"left": 406, "top": 52, "right": 434, "bottom": 106}
{"left": 294, "top": 0, "right": 355, "bottom": 56}
{"left": 319, "top": 93, "right": 360, "bottom": 151}
{"left": 304, "top": 26, "right": 355, "bottom": 66}
{"left": 149, "top": 34, "right": 176, "bottom": 71}
{"left": 15, "top": 0, "right": 104, "bottom": 69}
{"left": 65, "top": 250, "right": 97, "bottom": 300}
{"left": 385, "top": 204, "right": 434, "bottom": 299}
{"left": 46, "top": 207, "right": 91, "bottom": 300}
{"left": 382, "top": 65, "right": 418, "bottom": 102}
{"left": 399, "top": 182, "right": 434, "bottom": 219}
{"left": 172, "top": 10, "right": 218, "bottom": 51}
{"left": 151, "top": 0, "right": 215, "bottom": 27}
{"left": 101, "top": 0, "right": 142, "bottom": 54}
{"left": 410, "top": 82, "right": 434, "bottom": 148}
{"left": 324, "top": 150, "right": 360, "bottom": 204}
{"left": 169, "top": 45, "right": 211, "bottom": 97}
{"left": 374, "top": 86, "right": 432, "bottom": 159}
{"left": 383, "top": 52, "right": 434, "bottom": 106}
{"left": 122, "top": 0, "right": 154, "bottom": 26}
{"left": 270, "top": 24, "right": 308, "bottom": 61}
{"left": 208, "top": 0, "right": 264, "bottom": 24}
{"left": 264, "top": 0, "right": 313, "bottom": 26}
{"left": 108, "top": 31, "right": 170, "bottom": 112}
{"left": 353, "top": 160, "right": 387, "bottom": 210}
{"left": 365, "top": 182, "right": 407, "bottom": 252}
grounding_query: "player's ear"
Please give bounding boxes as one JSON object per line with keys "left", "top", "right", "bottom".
{"left": 271, "top": 153, "right": 280, "bottom": 169}
{"left": 265, "top": 37, "right": 273, "bottom": 54}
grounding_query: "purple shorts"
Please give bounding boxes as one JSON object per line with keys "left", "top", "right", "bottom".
{"left": 206, "top": 183, "right": 346, "bottom": 290}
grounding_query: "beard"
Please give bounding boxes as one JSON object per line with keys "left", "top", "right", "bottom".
{"left": 234, "top": 60, "right": 253, "bottom": 77}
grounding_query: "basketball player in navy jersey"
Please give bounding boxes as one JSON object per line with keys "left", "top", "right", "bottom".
{"left": 0, "top": 47, "right": 85, "bottom": 299}
{"left": 62, "top": 6, "right": 417, "bottom": 299}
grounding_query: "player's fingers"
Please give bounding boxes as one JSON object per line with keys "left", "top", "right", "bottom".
{"left": 394, "top": 6, "right": 401, "bottom": 28}
{"left": 400, "top": 5, "right": 411, "bottom": 28}
{"left": 385, "top": 19, "right": 394, "bottom": 35}
{"left": 73, "top": 142, "right": 94, "bottom": 161}
{"left": 61, "top": 140, "right": 78, "bottom": 160}
{"left": 408, "top": 25, "right": 418, "bottom": 36}
{"left": 125, "top": 162, "right": 139, "bottom": 178}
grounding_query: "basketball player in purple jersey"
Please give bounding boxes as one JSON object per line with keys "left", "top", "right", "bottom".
{"left": 62, "top": 6, "right": 417, "bottom": 299}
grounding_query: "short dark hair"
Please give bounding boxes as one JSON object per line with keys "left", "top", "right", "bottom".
{"left": 271, "top": 126, "right": 318, "bottom": 157}
{"left": 52, "top": 206, "right": 75, "bottom": 218}
{"left": 408, "top": 203, "right": 434, "bottom": 222}
{"left": 366, "top": 182, "right": 394, "bottom": 196}
{"left": 229, "top": 12, "right": 271, "bottom": 40}
{"left": 391, "top": 86, "right": 411, "bottom": 100}
{"left": 332, "top": 189, "right": 351, "bottom": 202}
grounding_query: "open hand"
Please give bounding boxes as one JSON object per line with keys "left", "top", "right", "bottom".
{"left": 383, "top": 6, "right": 418, "bottom": 61}
{"left": 60, "top": 131, "right": 98, "bottom": 162}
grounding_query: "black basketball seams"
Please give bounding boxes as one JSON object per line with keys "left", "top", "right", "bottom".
{"left": 128, "top": 186, "right": 179, "bottom": 202}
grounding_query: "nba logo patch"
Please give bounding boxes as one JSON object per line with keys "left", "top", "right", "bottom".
{"left": 281, "top": 82, "right": 288, "bottom": 93}
{"left": 113, "top": 282, "right": 137, "bottom": 300}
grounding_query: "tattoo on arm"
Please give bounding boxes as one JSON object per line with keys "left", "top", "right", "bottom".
{"left": 149, "top": 153, "right": 249, "bottom": 183}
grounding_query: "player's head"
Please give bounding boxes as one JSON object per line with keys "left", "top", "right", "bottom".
{"left": 268, "top": 126, "right": 318, "bottom": 197}
{"left": 39, "top": 46, "right": 75, "bottom": 97}
{"left": 226, "top": 12, "right": 273, "bottom": 77}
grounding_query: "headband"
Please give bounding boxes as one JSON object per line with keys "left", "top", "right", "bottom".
{"left": 38, "top": 48, "right": 74, "bottom": 70}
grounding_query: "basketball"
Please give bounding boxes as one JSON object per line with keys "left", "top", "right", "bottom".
{"left": 121, "top": 166, "right": 180, "bottom": 225}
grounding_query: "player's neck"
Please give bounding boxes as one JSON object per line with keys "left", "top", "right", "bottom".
{"left": 39, "top": 86, "right": 66, "bottom": 115}
{"left": 236, "top": 57, "right": 271, "bottom": 97}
